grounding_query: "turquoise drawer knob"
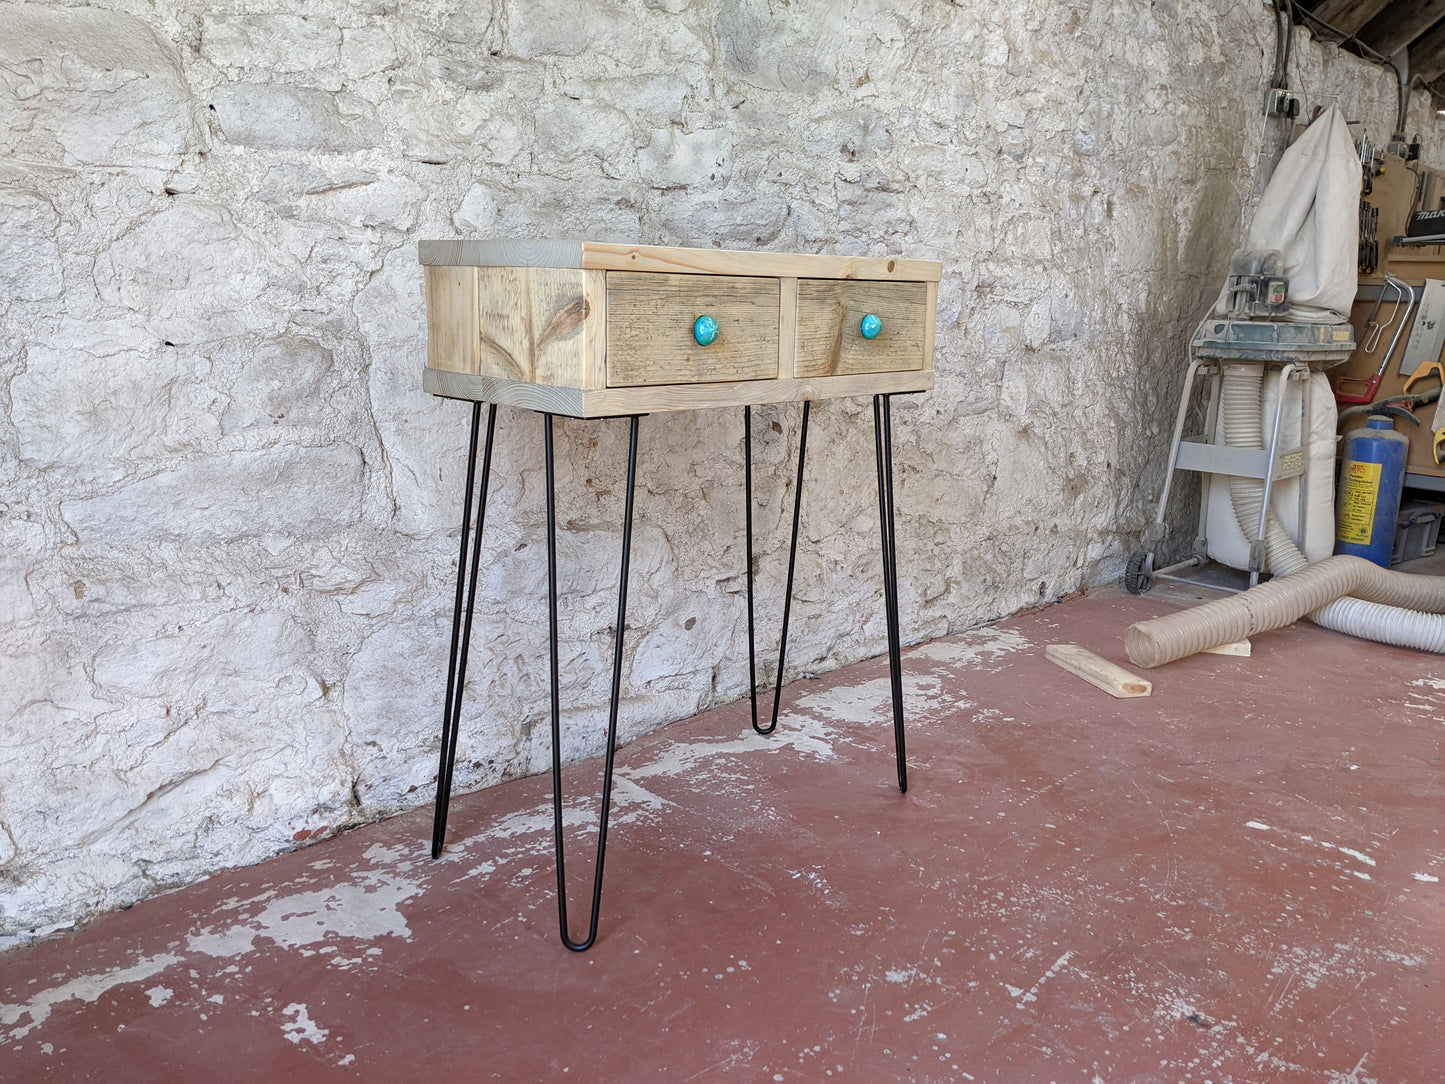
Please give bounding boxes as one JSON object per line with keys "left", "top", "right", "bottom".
{"left": 860, "top": 313, "right": 882, "bottom": 340}
{"left": 693, "top": 314, "right": 718, "bottom": 346}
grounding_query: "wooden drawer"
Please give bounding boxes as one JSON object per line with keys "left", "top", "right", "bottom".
{"left": 605, "top": 272, "right": 779, "bottom": 387}
{"left": 794, "top": 279, "right": 928, "bottom": 378}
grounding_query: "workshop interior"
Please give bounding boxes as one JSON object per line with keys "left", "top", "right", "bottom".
{"left": 3, "top": 1, "right": 1445, "bottom": 1079}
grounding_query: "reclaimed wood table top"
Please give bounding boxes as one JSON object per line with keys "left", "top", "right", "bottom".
{"left": 420, "top": 240, "right": 942, "bottom": 418}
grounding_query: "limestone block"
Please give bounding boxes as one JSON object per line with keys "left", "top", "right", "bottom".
{"left": 256, "top": 164, "right": 379, "bottom": 207}
{"left": 312, "top": 172, "right": 425, "bottom": 230}
{"left": 433, "top": 0, "right": 499, "bottom": 46}
{"left": 340, "top": 27, "right": 400, "bottom": 80}
{"left": 561, "top": 73, "right": 693, "bottom": 126}
{"left": 92, "top": 611, "right": 314, "bottom": 714}
{"left": 0, "top": 640, "right": 112, "bottom": 751}
{"left": 59, "top": 445, "right": 365, "bottom": 548}
{"left": 629, "top": 601, "right": 737, "bottom": 699}
{"left": 388, "top": 84, "right": 529, "bottom": 166}
{"left": 454, "top": 184, "right": 499, "bottom": 233}
{"left": 489, "top": 177, "right": 643, "bottom": 240}
{"left": 531, "top": 97, "right": 636, "bottom": 180}
{"left": 0, "top": 190, "right": 62, "bottom": 303}
{"left": 656, "top": 188, "right": 788, "bottom": 248}
{"left": 802, "top": 109, "right": 892, "bottom": 159}
{"left": 93, "top": 198, "right": 290, "bottom": 345}
{"left": 715, "top": 0, "right": 845, "bottom": 94}
{"left": 11, "top": 340, "right": 221, "bottom": 481}
{"left": 0, "top": 4, "right": 202, "bottom": 167}
{"left": 343, "top": 616, "right": 449, "bottom": 804}
{"left": 210, "top": 83, "right": 380, "bottom": 153}
{"left": 222, "top": 339, "right": 336, "bottom": 434}
{"left": 508, "top": 0, "right": 631, "bottom": 59}
{"left": 202, "top": 15, "right": 342, "bottom": 76}
{"left": 425, "top": 54, "right": 544, "bottom": 98}
{"left": 637, "top": 128, "right": 732, "bottom": 190}
{"left": 0, "top": 518, "right": 45, "bottom": 625}
{"left": 356, "top": 246, "right": 465, "bottom": 535}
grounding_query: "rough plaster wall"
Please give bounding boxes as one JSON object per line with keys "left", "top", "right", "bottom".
{"left": 1, "top": 0, "right": 1438, "bottom": 940}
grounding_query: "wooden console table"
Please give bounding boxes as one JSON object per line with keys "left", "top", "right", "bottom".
{"left": 420, "top": 240, "right": 942, "bottom": 950}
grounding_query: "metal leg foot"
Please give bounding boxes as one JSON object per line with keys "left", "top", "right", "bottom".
{"left": 744, "top": 401, "right": 810, "bottom": 736}
{"left": 874, "top": 394, "right": 908, "bottom": 794}
{"left": 431, "top": 402, "right": 498, "bottom": 859}
{"left": 546, "top": 413, "right": 641, "bottom": 952}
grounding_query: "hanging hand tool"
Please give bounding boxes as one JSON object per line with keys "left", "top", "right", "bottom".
{"left": 1336, "top": 276, "right": 1413, "bottom": 405}
{"left": 1360, "top": 404, "right": 1424, "bottom": 427}
{"left": 1359, "top": 284, "right": 1391, "bottom": 349}
{"left": 1357, "top": 200, "right": 1378, "bottom": 274}
{"left": 1337, "top": 386, "right": 1441, "bottom": 424}
{"left": 1403, "top": 353, "right": 1445, "bottom": 395}
{"left": 1430, "top": 363, "right": 1445, "bottom": 466}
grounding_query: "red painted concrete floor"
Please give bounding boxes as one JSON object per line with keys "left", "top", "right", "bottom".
{"left": 2, "top": 583, "right": 1443, "bottom": 1082}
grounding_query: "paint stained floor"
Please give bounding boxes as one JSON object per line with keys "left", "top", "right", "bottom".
{"left": 2, "top": 581, "right": 1442, "bottom": 1082}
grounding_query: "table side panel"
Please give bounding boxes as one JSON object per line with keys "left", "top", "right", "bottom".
{"left": 472, "top": 267, "right": 589, "bottom": 386}
{"left": 922, "top": 280, "right": 938, "bottom": 373}
{"left": 794, "top": 279, "right": 928, "bottom": 378}
{"left": 425, "top": 265, "right": 481, "bottom": 373}
{"left": 582, "top": 268, "right": 608, "bottom": 390}
{"left": 605, "top": 272, "right": 780, "bottom": 387}
{"left": 778, "top": 276, "right": 798, "bottom": 379}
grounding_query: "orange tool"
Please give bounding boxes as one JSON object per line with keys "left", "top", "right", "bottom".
{"left": 1403, "top": 355, "right": 1445, "bottom": 395}
{"left": 1435, "top": 427, "right": 1445, "bottom": 466}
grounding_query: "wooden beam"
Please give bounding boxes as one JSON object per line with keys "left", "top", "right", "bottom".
{"left": 1201, "top": 639, "right": 1253, "bottom": 657}
{"left": 1045, "top": 644, "right": 1152, "bottom": 699}
{"left": 1360, "top": 0, "right": 1445, "bottom": 60}
{"left": 1310, "top": 0, "right": 1394, "bottom": 37}
{"left": 1411, "top": 17, "right": 1445, "bottom": 82}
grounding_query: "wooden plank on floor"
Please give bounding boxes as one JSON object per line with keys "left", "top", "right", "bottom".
{"left": 1045, "top": 643, "right": 1152, "bottom": 698}
{"left": 1202, "top": 639, "right": 1252, "bottom": 657}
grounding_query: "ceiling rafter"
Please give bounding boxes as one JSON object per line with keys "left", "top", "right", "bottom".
{"left": 1297, "top": 0, "right": 1445, "bottom": 118}
{"left": 1308, "top": 0, "right": 1393, "bottom": 36}
{"left": 1358, "top": 0, "right": 1445, "bottom": 60}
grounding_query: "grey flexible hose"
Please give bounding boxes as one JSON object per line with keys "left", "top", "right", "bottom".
{"left": 1126, "top": 365, "right": 1445, "bottom": 667}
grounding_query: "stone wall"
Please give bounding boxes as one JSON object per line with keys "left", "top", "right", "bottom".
{"left": 1, "top": 0, "right": 1438, "bottom": 940}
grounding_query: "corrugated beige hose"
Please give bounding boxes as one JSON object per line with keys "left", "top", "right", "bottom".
{"left": 1126, "top": 364, "right": 1445, "bottom": 668}
{"left": 1126, "top": 554, "right": 1445, "bottom": 667}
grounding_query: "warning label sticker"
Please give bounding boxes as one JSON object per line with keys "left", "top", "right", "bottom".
{"left": 1336, "top": 460, "right": 1382, "bottom": 546}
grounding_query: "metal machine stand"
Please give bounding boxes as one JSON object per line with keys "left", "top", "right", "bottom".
{"left": 431, "top": 398, "right": 909, "bottom": 950}
{"left": 1126, "top": 318, "right": 1354, "bottom": 596}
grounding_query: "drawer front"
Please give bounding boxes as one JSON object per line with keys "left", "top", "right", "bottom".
{"left": 606, "top": 272, "right": 779, "bottom": 387}
{"left": 794, "top": 279, "right": 928, "bottom": 378}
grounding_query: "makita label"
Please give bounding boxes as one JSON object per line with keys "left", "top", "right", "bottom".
{"left": 1407, "top": 210, "right": 1445, "bottom": 236}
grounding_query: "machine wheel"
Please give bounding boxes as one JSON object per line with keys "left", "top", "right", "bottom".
{"left": 1124, "top": 550, "right": 1154, "bottom": 595}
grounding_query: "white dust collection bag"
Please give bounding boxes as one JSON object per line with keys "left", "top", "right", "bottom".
{"left": 1215, "top": 103, "right": 1360, "bottom": 321}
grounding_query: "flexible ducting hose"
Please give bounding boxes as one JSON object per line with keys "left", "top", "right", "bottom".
{"left": 1126, "top": 364, "right": 1445, "bottom": 667}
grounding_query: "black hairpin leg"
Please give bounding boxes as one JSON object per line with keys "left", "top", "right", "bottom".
{"left": 874, "top": 394, "right": 907, "bottom": 793}
{"left": 744, "top": 400, "right": 810, "bottom": 735}
{"left": 546, "top": 412, "right": 641, "bottom": 952}
{"left": 431, "top": 401, "right": 498, "bottom": 859}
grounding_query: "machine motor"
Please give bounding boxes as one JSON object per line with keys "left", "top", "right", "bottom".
{"left": 1225, "top": 248, "right": 1290, "bottom": 318}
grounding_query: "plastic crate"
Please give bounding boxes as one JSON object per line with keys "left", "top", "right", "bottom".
{"left": 1391, "top": 501, "right": 1445, "bottom": 566}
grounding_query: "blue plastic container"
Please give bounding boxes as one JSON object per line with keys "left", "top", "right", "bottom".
{"left": 1334, "top": 415, "right": 1409, "bottom": 567}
